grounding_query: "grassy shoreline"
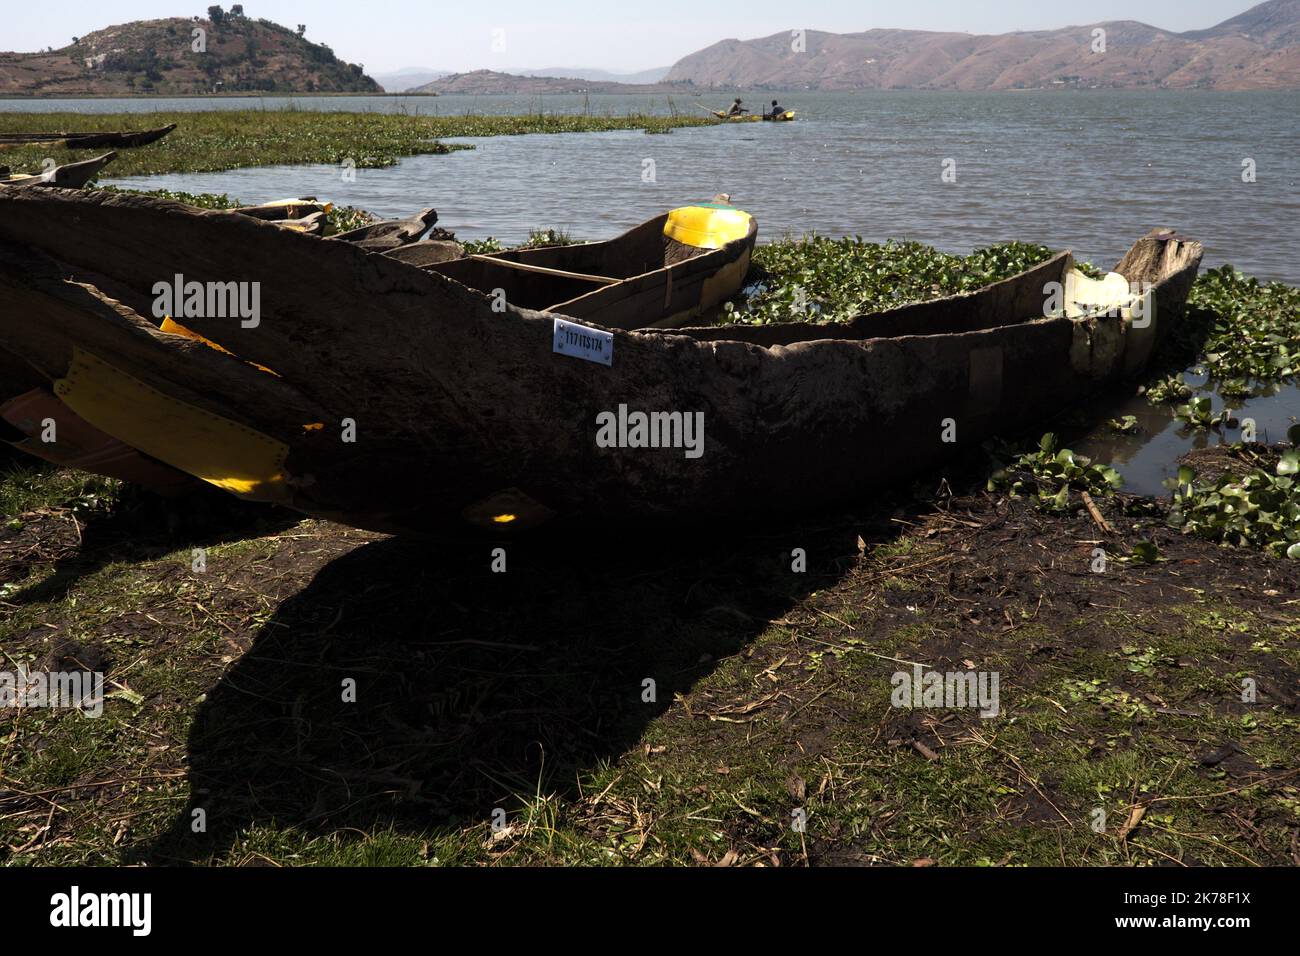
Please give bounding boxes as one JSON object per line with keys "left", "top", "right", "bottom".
{"left": 0, "top": 109, "right": 710, "bottom": 178}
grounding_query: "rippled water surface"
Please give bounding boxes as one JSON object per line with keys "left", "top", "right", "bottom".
{"left": 60, "top": 90, "right": 1296, "bottom": 282}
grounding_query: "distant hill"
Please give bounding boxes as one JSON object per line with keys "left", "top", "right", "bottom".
{"left": 413, "top": 70, "right": 693, "bottom": 95}
{"left": 664, "top": 0, "right": 1300, "bottom": 91}
{"left": 0, "top": 9, "right": 381, "bottom": 95}
{"left": 514, "top": 66, "right": 672, "bottom": 84}
{"left": 372, "top": 68, "right": 451, "bottom": 92}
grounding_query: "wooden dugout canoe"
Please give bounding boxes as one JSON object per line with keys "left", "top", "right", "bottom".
{"left": 0, "top": 152, "right": 116, "bottom": 188}
{"left": 333, "top": 207, "right": 439, "bottom": 251}
{"left": 232, "top": 198, "right": 333, "bottom": 221}
{"left": 0, "top": 124, "right": 176, "bottom": 150}
{"left": 708, "top": 110, "right": 795, "bottom": 122}
{"left": 0, "top": 188, "right": 1202, "bottom": 537}
{"left": 388, "top": 204, "right": 757, "bottom": 330}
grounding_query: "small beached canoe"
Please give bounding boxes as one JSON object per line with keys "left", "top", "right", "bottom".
{"left": 0, "top": 124, "right": 176, "bottom": 150}
{"left": 0, "top": 188, "right": 1200, "bottom": 538}
{"left": 0, "top": 152, "right": 116, "bottom": 188}
{"left": 332, "top": 208, "right": 439, "bottom": 251}
{"left": 274, "top": 211, "right": 327, "bottom": 236}
{"left": 233, "top": 198, "right": 333, "bottom": 221}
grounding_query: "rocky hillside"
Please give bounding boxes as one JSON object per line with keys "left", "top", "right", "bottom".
{"left": 665, "top": 0, "right": 1300, "bottom": 90}
{"left": 0, "top": 8, "right": 380, "bottom": 95}
{"left": 413, "top": 70, "right": 690, "bottom": 95}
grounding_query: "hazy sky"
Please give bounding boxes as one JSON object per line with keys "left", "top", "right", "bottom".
{"left": 3, "top": 0, "right": 1262, "bottom": 73}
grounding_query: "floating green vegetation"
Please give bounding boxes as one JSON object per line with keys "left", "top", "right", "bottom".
{"left": 1174, "top": 395, "right": 1230, "bottom": 430}
{"left": 988, "top": 432, "right": 1124, "bottom": 511}
{"left": 458, "top": 229, "right": 581, "bottom": 254}
{"left": 93, "top": 185, "right": 241, "bottom": 210}
{"left": 720, "top": 237, "right": 1074, "bottom": 326}
{"left": 1166, "top": 435, "right": 1300, "bottom": 559}
{"left": 523, "top": 228, "right": 580, "bottom": 248}
{"left": 0, "top": 110, "right": 710, "bottom": 179}
{"left": 1144, "top": 373, "right": 1194, "bottom": 404}
{"left": 461, "top": 237, "right": 505, "bottom": 255}
{"left": 1188, "top": 266, "right": 1300, "bottom": 384}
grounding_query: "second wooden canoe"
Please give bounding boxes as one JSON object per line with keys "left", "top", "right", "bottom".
{"left": 0, "top": 124, "right": 176, "bottom": 149}
{"left": 391, "top": 203, "right": 758, "bottom": 330}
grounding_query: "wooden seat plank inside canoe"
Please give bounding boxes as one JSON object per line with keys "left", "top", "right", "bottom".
{"left": 467, "top": 254, "right": 619, "bottom": 285}
{"left": 428, "top": 254, "right": 617, "bottom": 313}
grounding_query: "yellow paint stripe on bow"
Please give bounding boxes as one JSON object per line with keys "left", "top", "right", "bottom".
{"left": 160, "top": 316, "right": 279, "bottom": 377}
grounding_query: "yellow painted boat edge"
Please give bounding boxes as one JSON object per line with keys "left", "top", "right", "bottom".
{"left": 664, "top": 205, "right": 754, "bottom": 250}
{"left": 53, "top": 346, "right": 292, "bottom": 501}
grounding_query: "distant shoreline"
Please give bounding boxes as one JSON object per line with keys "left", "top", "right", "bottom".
{"left": 1, "top": 88, "right": 1295, "bottom": 104}
{"left": 0, "top": 92, "right": 441, "bottom": 100}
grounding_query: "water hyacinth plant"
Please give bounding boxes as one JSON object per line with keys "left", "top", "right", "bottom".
{"left": 719, "top": 237, "right": 1066, "bottom": 326}
{"left": 1165, "top": 447, "right": 1300, "bottom": 559}
{"left": 1144, "top": 373, "right": 1194, "bottom": 404}
{"left": 1174, "top": 396, "right": 1230, "bottom": 430}
{"left": 988, "top": 433, "right": 1124, "bottom": 512}
{"left": 1188, "top": 266, "right": 1300, "bottom": 384}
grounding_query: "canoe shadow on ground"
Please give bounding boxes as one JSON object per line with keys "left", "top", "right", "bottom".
{"left": 137, "top": 511, "right": 892, "bottom": 865}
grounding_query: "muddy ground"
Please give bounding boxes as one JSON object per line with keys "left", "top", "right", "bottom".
{"left": 1, "top": 443, "right": 1296, "bottom": 866}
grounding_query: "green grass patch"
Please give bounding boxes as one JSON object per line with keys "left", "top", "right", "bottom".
{"left": 0, "top": 110, "right": 712, "bottom": 179}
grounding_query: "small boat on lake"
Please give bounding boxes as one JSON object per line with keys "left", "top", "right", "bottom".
{"left": 0, "top": 187, "right": 1201, "bottom": 537}
{"left": 0, "top": 152, "right": 116, "bottom": 188}
{"left": 708, "top": 109, "right": 796, "bottom": 122}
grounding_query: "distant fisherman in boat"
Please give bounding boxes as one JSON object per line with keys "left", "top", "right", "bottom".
{"left": 767, "top": 100, "right": 784, "bottom": 118}
{"left": 727, "top": 98, "right": 745, "bottom": 116}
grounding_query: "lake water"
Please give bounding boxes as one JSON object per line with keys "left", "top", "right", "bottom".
{"left": 59, "top": 89, "right": 1298, "bottom": 283}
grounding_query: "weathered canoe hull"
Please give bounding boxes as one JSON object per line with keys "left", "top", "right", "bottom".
{"left": 0, "top": 125, "right": 177, "bottom": 150}
{"left": 61, "top": 124, "right": 177, "bottom": 149}
{"left": 0, "top": 189, "right": 1202, "bottom": 537}
{"left": 0, "top": 152, "right": 116, "bottom": 188}
{"left": 332, "top": 208, "right": 438, "bottom": 250}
